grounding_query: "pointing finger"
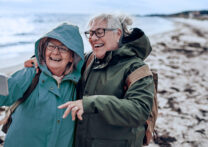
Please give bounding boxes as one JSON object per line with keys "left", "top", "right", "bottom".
{"left": 58, "top": 102, "right": 72, "bottom": 109}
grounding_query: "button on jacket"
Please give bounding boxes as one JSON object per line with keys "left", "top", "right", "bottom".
{"left": 0, "top": 23, "right": 84, "bottom": 147}
{"left": 75, "top": 28, "right": 154, "bottom": 147}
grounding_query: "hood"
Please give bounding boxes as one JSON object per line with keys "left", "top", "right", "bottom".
{"left": 34, "top": 23, "right": 84, "bottom": 79}
{"left": 113, "top": 28, "right": 152, "bottom": 60}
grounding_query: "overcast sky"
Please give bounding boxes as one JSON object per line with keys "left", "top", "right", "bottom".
{"left": 0, "top": 0, "right": 207, "bottom": 15}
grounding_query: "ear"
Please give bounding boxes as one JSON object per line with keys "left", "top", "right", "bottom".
{"left": 68, "top": 51, "right": 74, "bottom": 62}
{"left": 117, "top": 29, "right": 122, "bottom": 37}
{"left": 69, "top": 57, "right": 73, "bottom": 63}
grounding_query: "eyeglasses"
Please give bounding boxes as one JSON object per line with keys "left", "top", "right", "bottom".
{"left": 47, "top": 42, "right": 69, "bottom": 53}
{"left": 84, "top": 28, "right": 117, "bottom": 39}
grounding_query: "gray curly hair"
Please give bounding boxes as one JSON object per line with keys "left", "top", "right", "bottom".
{"left": 88, "top": 13, "right": 133, "bottom": 37}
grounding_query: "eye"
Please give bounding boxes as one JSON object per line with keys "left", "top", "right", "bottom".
{"left": 48, "top": 44, "right": 55, "bottom": 48}
{"left": 59, "top": 47, "right": 68, "bottom": 52}
{"left": 96, "top": 29, "right": 104, "bottom": 35}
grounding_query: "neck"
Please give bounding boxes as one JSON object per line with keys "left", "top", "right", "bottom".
{"left": 50, "top": 69, "right": 65, "bottom": 77}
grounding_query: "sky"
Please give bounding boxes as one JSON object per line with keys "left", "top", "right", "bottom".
{"left": 0, "top": 0, "right": 208, "bottom": 15}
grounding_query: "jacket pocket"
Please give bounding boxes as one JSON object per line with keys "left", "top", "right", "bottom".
{"left": 92, "top": 138, "right": 128, "bottom": 147}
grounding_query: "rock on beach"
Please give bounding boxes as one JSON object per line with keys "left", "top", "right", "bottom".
{"left": 0, "top": 17, "right": 208, "bottom": 147}
{"left": 147, "top": 18, "right": 208, "bottom": 147}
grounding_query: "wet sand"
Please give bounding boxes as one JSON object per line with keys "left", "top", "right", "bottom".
{"left": 147, "top": 18, "right": 208, "bottom": 147}
{"left": 0, "top": 17, "right": 208, "bottom": 147}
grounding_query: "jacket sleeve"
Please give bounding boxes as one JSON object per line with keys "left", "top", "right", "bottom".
{"left": 0, "top": 67, "right": 36, "bottom": 106}
{"left": 83, "top": 75, "right": 154, "bottom": 127}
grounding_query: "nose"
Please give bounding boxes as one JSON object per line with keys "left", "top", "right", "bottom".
{"left": 52, "top": 47, "right": 60, "bottom": 54}
{"left": 90, "top": 33, "right": 99, "bottom": 41}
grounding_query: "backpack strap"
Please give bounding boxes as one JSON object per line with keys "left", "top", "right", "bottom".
{"left": 10, "top": 70, "right": 41, "bottom": 113}
{"left": 125, "top": 65, "right": 158, "bottom": 146}
{"left": 126, "top": 65, "right": 152, "bottom": 88}
{"left": 83, "top": 53, "right": 94, "bottom": 81}
{"left": 85, "top": 53, "right": 94, "bottom": 70}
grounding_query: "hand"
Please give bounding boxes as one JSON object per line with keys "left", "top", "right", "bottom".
{"left": 58, "top": 100, "right": 84, "bottom": 121}
{"left": 24, "top": 57, "right": 39, "bottom": 73}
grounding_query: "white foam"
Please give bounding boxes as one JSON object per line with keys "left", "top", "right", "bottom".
{"left": 0, "top": 13, "right": 175, "bottom": 70}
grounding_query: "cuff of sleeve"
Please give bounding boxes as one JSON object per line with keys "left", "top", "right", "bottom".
{"left": 83, "top": 96, "right": 97, "bottom": 113}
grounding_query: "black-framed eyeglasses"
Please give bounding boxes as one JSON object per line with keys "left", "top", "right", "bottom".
{"left": 47, "top": 42, "right": 69, "bottom": 53}
{"left": 84, "top": 28, "right": 117, "bottom": 39}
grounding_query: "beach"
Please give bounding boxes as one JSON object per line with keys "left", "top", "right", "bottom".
{"left": 0, "top": 17, "right": 208, "bottom": 146}
{"left": 147, "top": 18, "right": 208, "bottom": 147}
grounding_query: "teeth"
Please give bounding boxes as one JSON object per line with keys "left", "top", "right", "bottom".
{"left": 50, "top": 57, "right": 61, "bottom": 62}
{"left": 94, "top": 44, "right": 104, "bottom": 48}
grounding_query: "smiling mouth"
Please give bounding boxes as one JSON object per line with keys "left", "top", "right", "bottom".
{"left": 49, "top": 57, "right": 62, "bottom": 62}
{"left": 94, "top": 43, "right": 104, "bottom": 48}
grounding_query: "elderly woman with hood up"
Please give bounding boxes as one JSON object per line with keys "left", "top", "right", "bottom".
{"left": 0, "top": 23, "right": 84, "bottom": 147}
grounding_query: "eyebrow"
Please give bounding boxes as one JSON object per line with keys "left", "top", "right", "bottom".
{"left": 90, "top": 28, "right": 103, "bottom": 30}
{"left": 49, "top": 42, "right": 65, "bottom": 46}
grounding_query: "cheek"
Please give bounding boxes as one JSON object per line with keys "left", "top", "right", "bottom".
{"left": 63, "top": 54, "right": 72, "bottom": 64}
{"left": 45, "top": 51, "right": 50, "bottom": 61}
{"left": 89, "top": 39, "right": 93, "bottom": 47}
{"left": 108, "top": 37, "right": 119, "bottom": 49}
{"left": 105, "top": 40, "right": 115, "bottom": 50}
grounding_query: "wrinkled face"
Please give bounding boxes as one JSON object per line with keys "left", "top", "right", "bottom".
{"left": 45, "top": 39, "right": 73, "bottom": 76}
{"left": 88, "top": 19, "right": 122, "bottom": 59}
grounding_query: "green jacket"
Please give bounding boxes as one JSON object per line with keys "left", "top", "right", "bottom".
{"left": 75, "top": 28, "right": 154, "bottom": 147}
{"left": 0, "top": 23, "right": 84, "bottom": 147}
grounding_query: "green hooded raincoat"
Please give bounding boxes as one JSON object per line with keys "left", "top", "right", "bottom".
{"left": 0, "top": 23, "right": 84, "bottom": 147}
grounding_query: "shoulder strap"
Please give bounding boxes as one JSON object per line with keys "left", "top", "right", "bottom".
{"left": 126, "top": 65, "right": 159, "bottom": 146}
{"left": 10, "top": 70, "right": 41, "bottom": 113}
{"left": 83, "top": 53, "right": 94, "bottom": 81}
{"left": 126, "top": 65, "right": 152, "bottom": 88}
{"left": 85, "top": 52, "right": 94, "bottom": 70}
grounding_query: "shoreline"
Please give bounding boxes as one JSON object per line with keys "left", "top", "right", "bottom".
{"left": 0, "top": 50, "right": 33, "bottom": 76}
{"left": 0, "top": 64, "right": 24, "bottom": 76}
{"left": 0, "top": 18, "right": 208, "bottom": 146}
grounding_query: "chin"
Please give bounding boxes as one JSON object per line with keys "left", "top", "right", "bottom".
{"left": 95, "top": 54, "right": 105, "bottom": 59}
{"left": 93, "top": 51, "right": 106, "bottom": 59}
{"left": 48, "top": 66, "right": 58, "bottom": 72}
{"left": 49, "top": 64, "right": 60, "bottom": 69}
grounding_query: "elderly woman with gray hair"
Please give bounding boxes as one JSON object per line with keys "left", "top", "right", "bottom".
{"left": 0, "top": 23, "right": 84, "bottom": 147}
{"left": 58, "top": 13, "right": 155, "bottom": 147}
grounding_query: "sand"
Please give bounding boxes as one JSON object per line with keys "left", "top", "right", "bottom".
{"left": 147, "top": 18, "right": 208, "bottom": 147}
{"left": 0, "top": 64, "right": 24, "bottom": 76}
{"left": 0, "top": 17, "right": 208, "bottom": 147}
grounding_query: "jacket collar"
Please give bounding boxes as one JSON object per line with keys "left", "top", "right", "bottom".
{"left": 93, "top": 51, "right": 113, "bottom": 69}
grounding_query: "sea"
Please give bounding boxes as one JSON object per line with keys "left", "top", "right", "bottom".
{"left": 0, "top": 13, "right": 174, "bottom": 72}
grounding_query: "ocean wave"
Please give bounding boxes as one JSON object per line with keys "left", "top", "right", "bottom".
{"left": 0, "top": 13, "right": 175, "bottom": 69}
{"left": 0, "top": 41, "right": 33, "bottom": 48}
{"left": 14, "top": 32, "right": 36, "bottom": 36}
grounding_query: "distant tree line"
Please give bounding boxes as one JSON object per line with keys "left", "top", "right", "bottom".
{"left": 144, "top": 10, "right": 208, "bottom": 20}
